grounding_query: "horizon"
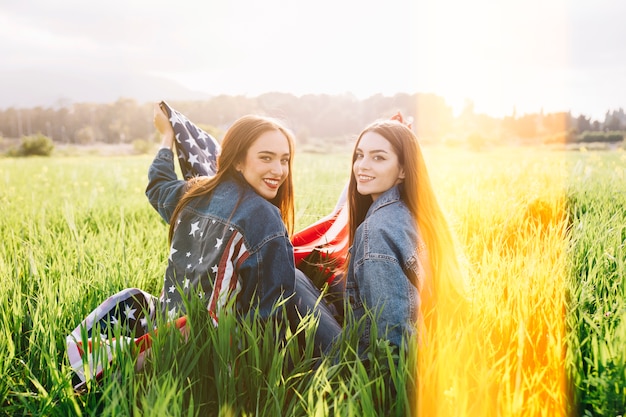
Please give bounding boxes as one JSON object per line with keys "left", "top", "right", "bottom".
{"left": 0, "top": 76, "right": 621, "bottom": 123}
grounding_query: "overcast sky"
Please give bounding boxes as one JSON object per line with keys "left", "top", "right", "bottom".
{"left": 1, "top": 0, "right": 624, "bottom": 120}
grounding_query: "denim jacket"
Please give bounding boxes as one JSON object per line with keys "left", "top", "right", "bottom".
{"left": 345, "top": 184, "right": 426, "bottom": 351}
{"left": 145, "top": 148, "right": 296, "bottom": 321}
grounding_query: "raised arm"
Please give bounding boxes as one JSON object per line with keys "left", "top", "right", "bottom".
{"left": 145, "top": 103, "right": 185, "bottom": 224}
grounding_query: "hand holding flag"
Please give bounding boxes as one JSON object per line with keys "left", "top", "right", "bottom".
{"left": 158, "top": 101, "right": 220, "bottom": 179}
{"left": 153, "top": 103, "right": 175, "bottom": 150}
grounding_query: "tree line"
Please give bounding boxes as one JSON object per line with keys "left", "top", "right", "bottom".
{"left": 0, "top": 93, "right": 624, "bottom": 147}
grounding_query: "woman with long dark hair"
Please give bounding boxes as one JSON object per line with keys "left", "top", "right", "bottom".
{"left": 343, "top": 115, "right": 467, "bottom": 353}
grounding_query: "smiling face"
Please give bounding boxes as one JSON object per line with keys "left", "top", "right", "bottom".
{"left": 353, "top": 131, "right": 405, "bottom": 201}
{"left": 236, "top": 129, "right": 290, "bottom": 200}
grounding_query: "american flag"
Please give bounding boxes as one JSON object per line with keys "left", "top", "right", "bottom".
{"left": 66, "top": 102, "right": 348, "bottom": 390}
{"left": 66, "top": 288, "right": 186, "bottom": 390}
{"left": 159, "top": 100, "right": 220, "bottom": 179}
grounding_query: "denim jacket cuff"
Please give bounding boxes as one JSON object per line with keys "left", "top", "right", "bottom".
{"left": 157, "top": 147, "right": 174, "bottom": 161}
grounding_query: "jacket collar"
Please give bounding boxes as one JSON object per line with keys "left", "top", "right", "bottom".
{"left": 366, "top": 183, "right": 403, "bottom": 216}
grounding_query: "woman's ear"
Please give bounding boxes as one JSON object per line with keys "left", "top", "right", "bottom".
{"left": 398, "top": 167, "right": 406, "bottom": 181}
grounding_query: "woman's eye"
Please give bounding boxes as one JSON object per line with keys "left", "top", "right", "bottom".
{"left": 281, "top": 158, "right": 289, "bottom": 164}
{"left": 355, "top": 153, "right": 363, "bottom": 159}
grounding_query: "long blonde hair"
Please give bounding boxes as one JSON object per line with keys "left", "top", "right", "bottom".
{"left": 168, "top": 115, "right": 295, "bottom": 243}
{"left": 347, "top": 119, "right": 467, "bottom": 316}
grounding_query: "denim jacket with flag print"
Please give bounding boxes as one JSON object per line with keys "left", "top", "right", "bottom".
{"left": 146, "top": 148, "right": 296, "bottom": 323}
{"left": 345, "top": 184, "right": 426, "bottom": 352}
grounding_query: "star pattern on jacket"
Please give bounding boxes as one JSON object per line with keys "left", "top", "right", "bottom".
{"left": 160, "top": 214, "right": 249, "bottom": 322}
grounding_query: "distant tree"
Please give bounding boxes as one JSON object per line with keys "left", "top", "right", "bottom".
{"left": 0, "top": 95, "right": 622, "bottom": 148}
{"left": 75, "top": 126, "right": 95, "bottom": 144}
{"left": 513, "top": 114, "right": 539, "bottom": 139}
{"left": 592, "top": 120, "right": 601, "bottom": 131}
{"left": 576, "top": 114, "right": 592, "bottom": 133}
{"left": 9, "top": 133, "right": 54, "bottom": 156}
{"left": 542, "top": 112, "right": 572, "bottom": 135}
{"left": 604, "top": 109, "right": 624, "bottom": 131}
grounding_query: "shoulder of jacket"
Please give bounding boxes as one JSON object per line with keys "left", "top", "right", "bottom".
{"left": 368, "top": 199, "right": 411, "bottom": 222}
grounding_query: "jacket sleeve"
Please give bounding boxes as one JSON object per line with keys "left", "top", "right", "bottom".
{"left": 145, "top": 148, "right": 186, "bottom": 224}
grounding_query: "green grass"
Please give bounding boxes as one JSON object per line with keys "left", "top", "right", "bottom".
{"left": 2, "top": 148, "right": 626, "bottom": 416}
{"left": 565, "top": 152, "right": 626, "bottom": 415}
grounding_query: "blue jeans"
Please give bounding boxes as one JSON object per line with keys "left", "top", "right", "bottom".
{"left": 289, "top": 269, "right": 342, "bottom": 357}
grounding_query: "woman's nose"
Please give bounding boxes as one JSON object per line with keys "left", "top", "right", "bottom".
{"left": 356, "top": 157, "right": 370, "bottom": 170}
{"left": 270, "top": 160, "right": 284, "bottom": 175}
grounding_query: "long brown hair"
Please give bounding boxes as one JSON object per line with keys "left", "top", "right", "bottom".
{"left": 168, "top": 115, "right": 295, "bottom": 243}
{"left": 347, "top": 119, "right": 466, "bottom": 314}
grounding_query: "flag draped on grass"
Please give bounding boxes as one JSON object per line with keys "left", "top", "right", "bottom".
{"left": 66, "top": 101, "right": 348, "bottom": 389}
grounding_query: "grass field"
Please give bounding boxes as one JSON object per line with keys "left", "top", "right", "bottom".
{"left": 1, "top": 146, "right": 625, "bottom": 416}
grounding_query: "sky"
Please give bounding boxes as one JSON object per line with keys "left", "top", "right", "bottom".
{"left": 0, "top": 0, "right": 624, "bottom": 120}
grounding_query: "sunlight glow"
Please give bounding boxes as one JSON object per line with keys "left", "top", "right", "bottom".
{"left": 415, "top": 149, "right": 570, "bottom": 416}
